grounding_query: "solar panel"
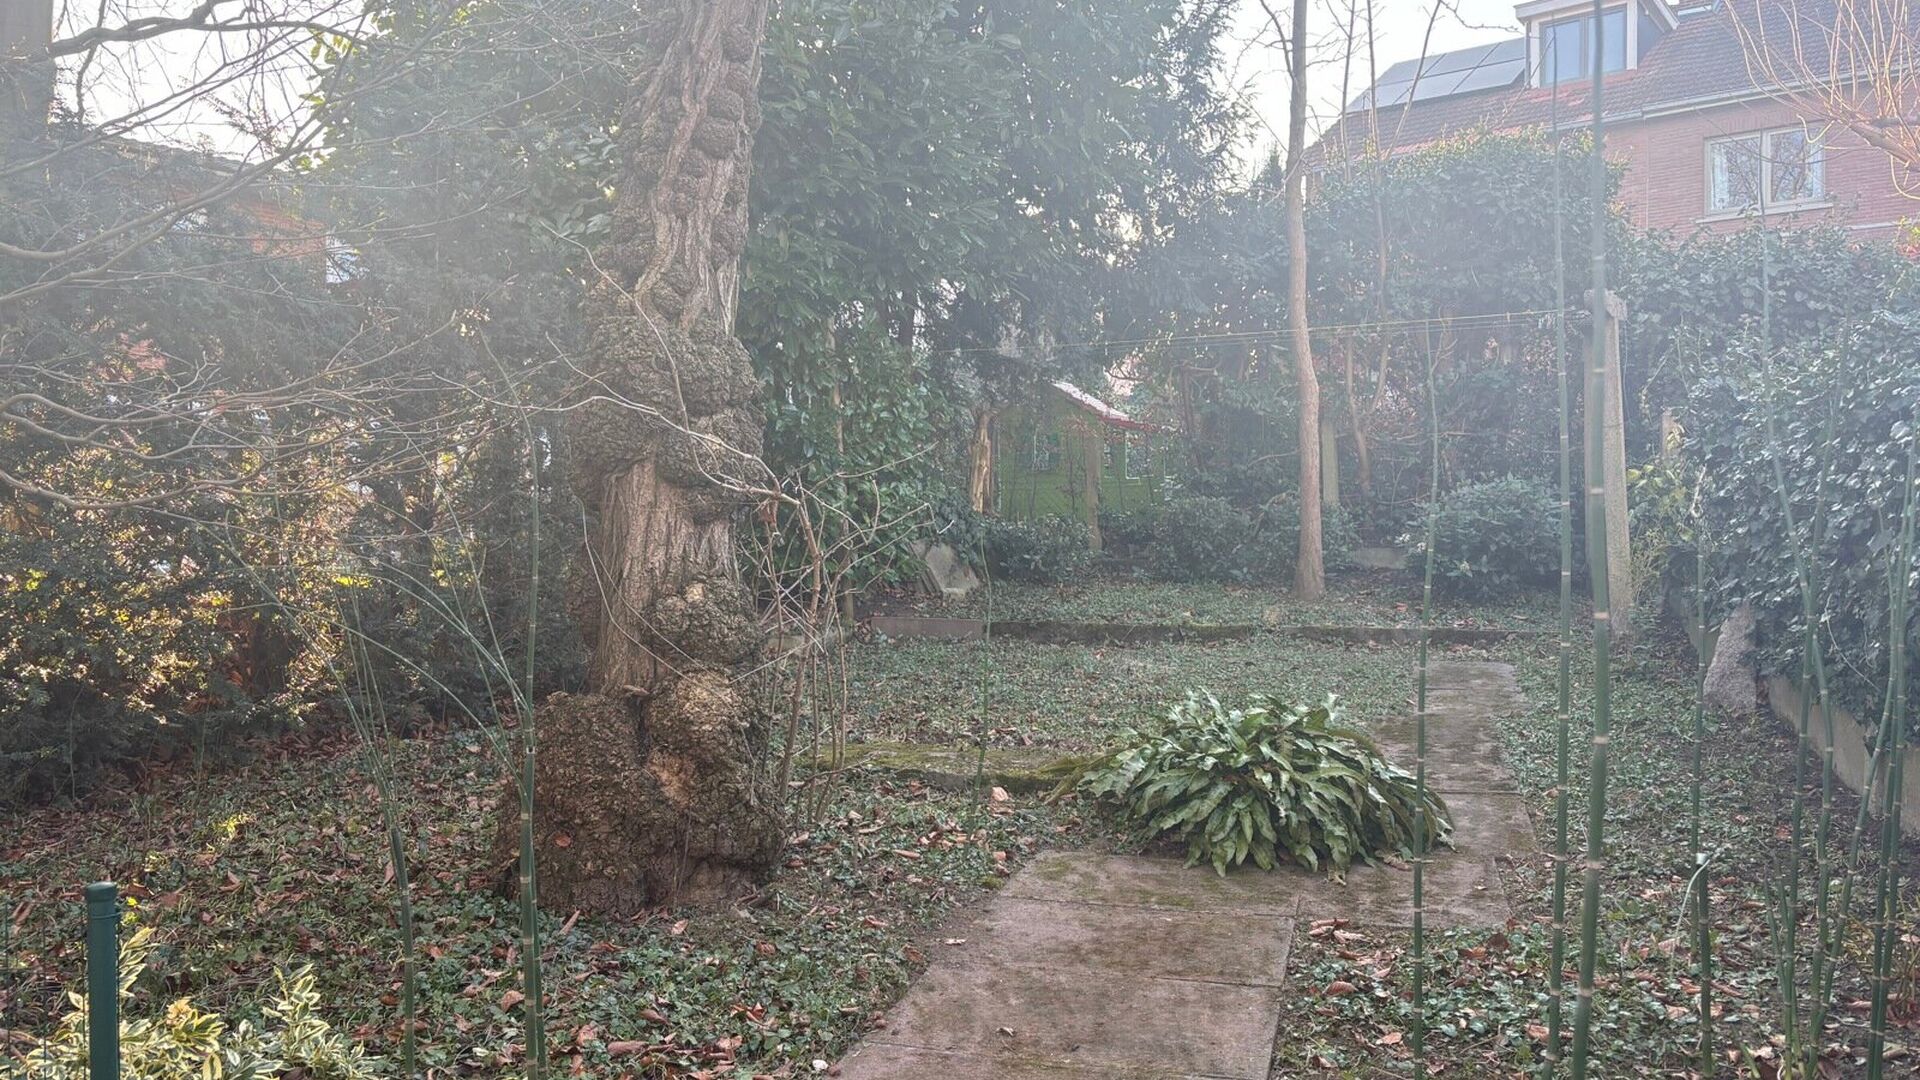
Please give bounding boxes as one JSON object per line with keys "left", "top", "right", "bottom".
{"left": 1345, "top": 36, "right": 1527, "bottom": 113}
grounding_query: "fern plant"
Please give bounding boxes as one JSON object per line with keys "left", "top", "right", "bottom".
{"left": 1076, "top": 692, "right": 1450, "bottom": 875}
{"left": 19, "top": 926, "right": 381, "bottom": 1080}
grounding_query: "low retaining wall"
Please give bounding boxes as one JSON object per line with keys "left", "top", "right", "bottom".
{"left": 1765, "top": 675, "right": 1920, "bottom": 838}
{"left": 865, "top": 614, "right": 1535, "bottom": 647}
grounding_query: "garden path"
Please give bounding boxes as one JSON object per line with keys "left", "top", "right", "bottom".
{"left": 832, "top": 660, "right": 1536, "bottom": 1079}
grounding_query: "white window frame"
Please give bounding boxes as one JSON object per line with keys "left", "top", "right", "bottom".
{"left": 1529, "top": 1, "right": 1636, "bottom": 88}
{"left": 1703, "top": 126, "right": 1828, "bottom": 218}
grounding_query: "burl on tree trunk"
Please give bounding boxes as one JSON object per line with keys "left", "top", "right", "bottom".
{"left": 493, "top": 0, "right": 782, "bottom": 915}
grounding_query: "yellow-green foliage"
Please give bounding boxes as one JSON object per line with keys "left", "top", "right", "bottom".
{"left": 18, "top": 928, "right": 380, "bottom": 1080}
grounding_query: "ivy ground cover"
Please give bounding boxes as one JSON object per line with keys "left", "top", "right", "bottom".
{"left": 0, "top": 727, "right": 1094, "bottom": 1077}
{"left": 1269, "top": 632, "right": 1920, "bottom": 1078}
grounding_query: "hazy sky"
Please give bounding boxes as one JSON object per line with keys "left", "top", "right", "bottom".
{"left": 64, "top": 0, "right": 1525, "bottom": 168}
{"left": 1228, "top": 0, "right": 1521, "bottom": 156}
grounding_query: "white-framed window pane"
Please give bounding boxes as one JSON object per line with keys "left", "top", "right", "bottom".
{"left": 1709, "top": 135, "right": 1763, "bottom": 212}
{"left": 1600, "top": 9, "right": 1627, "bottom": 72}
{"left": 1543, "top": 9, "right": 1628, "bottom": 85}
{"left": 1125, "top": 442, "right": 1151, "bottom": 479}
{"left": 1767, "top": 129, "right": 1824, "bottom": 204}
{"left": 1544, "top": 19, "right": 1580, "bottom": 84}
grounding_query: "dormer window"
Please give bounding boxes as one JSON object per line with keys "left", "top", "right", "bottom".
{"left": 1522, "top": 0, "right": 1675, "bottom": 88}
{"left": 1540, "top": 8, "right": 1628, "bottom": 85}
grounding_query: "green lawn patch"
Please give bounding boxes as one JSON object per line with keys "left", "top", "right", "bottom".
{"left": 847, "top": 635, "right": 1432, "bottom": 751}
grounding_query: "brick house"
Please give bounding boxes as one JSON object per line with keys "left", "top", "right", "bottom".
{"left": 1317, "top": 0, "right": 1918, "bottom": 236}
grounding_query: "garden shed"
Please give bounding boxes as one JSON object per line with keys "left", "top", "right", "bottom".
{"left": 985, "top": 380, "right": 1178, "bottom": 548}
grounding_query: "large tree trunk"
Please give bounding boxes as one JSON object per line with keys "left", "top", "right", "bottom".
{"left": 496, "top": 0, "right": 781, "bottom": 915}
{"left": 1284, "top": 0, "right": 1325, "bottom": 598}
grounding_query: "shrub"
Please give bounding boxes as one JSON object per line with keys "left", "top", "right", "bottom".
{"left": 982, "top": 515, "right": 1095, "bottom": 583}
{"left": 1626, "top": 457, "right": 1695, "bottom": 603}
{"left": 19, "top": 927, "right": 381, "bottom": 1079}
{"left": 1147, "top": 494, "right": 1359, "bottom": 583}
{"left": 1181, "top": 454, "right": 1295, "bottom": 508}
{"left": 1245, "top": 498, "right": 1360, "bottom": 579}
{"left": 0, "top": 510, "right": 319, "bottom": 805}
{"left": 1097, "top": 505, "right": 1161, "bottom": 556}
{"left": 1424, "top": 476, "right": 1561, "bottom": 597}
{"left": 1075, "top": 692, "right": 1450, "bottom": 875}
{"left": 1146, "top": 495, "right": 1252, "bottom": 582}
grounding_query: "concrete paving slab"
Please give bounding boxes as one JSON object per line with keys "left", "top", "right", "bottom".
{"left": 834, "top": 1043, "right": 1215, "bottom": 1079}
{"left": 1288, "top": 789, "right": 1535, "bottom": 928}
{"left": 1441, "top": 790, "right": 1539, "bottom": 855}
{"left": 1003, "top": 851, "right": 1303, "bottom": 917}
{"left": 1369, "top": 718, "right": 1518, "bottom": 793}
{"left": 1296, "top": 853, "right": 1508, "bottom": 928}
{"left": 867, "top": 960, "right": 1282, "bottom": 1078}
{"left": 962, "top": 897, "right": 1294, "bottom": 987}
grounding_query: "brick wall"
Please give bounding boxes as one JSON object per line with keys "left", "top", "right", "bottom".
{"left": 1609, "top": 96, "right": 1917, "bottom": 237}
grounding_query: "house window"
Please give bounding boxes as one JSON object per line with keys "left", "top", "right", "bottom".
{"left": 1540, "top": 8, "right": 1627, "bottom": 86}
{"left": 1124, "top": 442, "right": 1152, "bottom": 480}
{"left": 1707, "top": 128, "right": 1825, "bottom": 215}
{"left": 324, "top": 236, "right": 363, "bottom": 284}
{"left": 1028, "top": 429, "right": 1061, "bottom": 472}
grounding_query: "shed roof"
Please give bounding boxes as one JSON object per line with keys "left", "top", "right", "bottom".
{"left": 1049, "top": 381, "right": 1172, "bottom": 434}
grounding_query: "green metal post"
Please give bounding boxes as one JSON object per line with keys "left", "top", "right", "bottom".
{"left": 84, "top": 881, "right": 119, "bottom": 1080}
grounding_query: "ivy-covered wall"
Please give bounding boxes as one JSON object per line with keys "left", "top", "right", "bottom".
{"left": 1623, "top": 226, "right": 1920, "bottom": 733}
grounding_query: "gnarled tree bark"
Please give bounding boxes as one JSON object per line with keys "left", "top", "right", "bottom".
{"left": 495, "top": 0, "right": 781, "bottom": 915}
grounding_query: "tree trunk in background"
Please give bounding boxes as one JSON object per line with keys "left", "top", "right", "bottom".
{"left": 496, "top": 0, "right": 781, "bottom": 915}
{"left": 968, "top": 409, "right": 996, "bottom": 513}
{"left": 1285, "top": 0, "right": 1325, "bottom": 598}
{"left": 1342, "top": 339, "right": 1374, "bottom": 498}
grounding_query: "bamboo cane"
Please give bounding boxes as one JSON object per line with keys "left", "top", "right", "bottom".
{"left": 1865, "top": 423, "right": 1915, "bottom": 1079}
{"left": 1541, "top": 77, "right": 1576, "bottom": 1080}
{"left": 1568, "top": 0, "right": 1616, "bottom": 1070}
{"left": 1755, "top": 235, "right": 1845, "bottom": 1077}
{"left": 1411, "top": 326, "right": 1442, "bottom": 1080}
{"left": 1688, "top": 503, "right": 1714, "bottom": 1077}
{"left": 519, "top": 427, "right": 548, "bottom": 1080}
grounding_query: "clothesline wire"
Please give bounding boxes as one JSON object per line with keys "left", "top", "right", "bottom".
{"left": 929, "top": 306, "right": 1583, "bottom": 361}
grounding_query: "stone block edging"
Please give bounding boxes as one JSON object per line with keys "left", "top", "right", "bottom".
{"left": 1767, "top": 675, "right": 1920, "bottom": 838}
{"left": 866, "top": 614, "right": 1537, "bottom": 647}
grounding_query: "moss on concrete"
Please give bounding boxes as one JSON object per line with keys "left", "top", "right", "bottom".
{"left": 838, "top": 741, "right": 1077, "bottom": 795}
